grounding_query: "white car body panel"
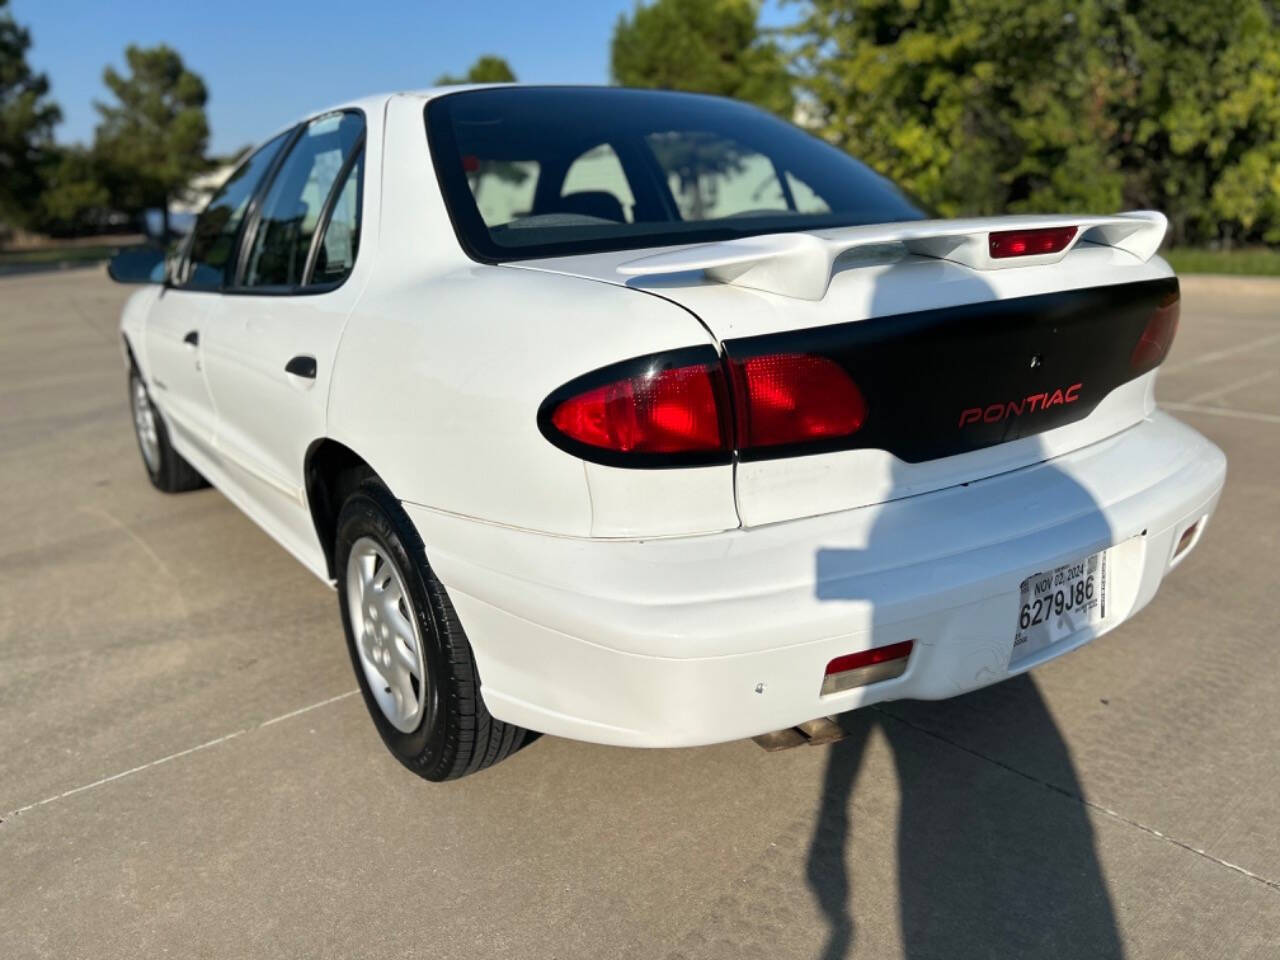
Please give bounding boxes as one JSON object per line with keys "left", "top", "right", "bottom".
{"left": 405, "top": 412, "right": 1223, "bottom": 746}
{"left": 142, "top": 286, "right": 221, "bottom": 461}
{"left": 119, "top": 87, "right": 1227, "bottom": 750}
{"left": 201, "top": 102, "right": 383, "bottom": 525}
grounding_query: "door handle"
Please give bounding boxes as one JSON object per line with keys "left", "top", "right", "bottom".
{"left": 285, "top": 355, "right": 317, "bottom": 379}
{"left": 182, "top": 330, "right": 199, "bottom": 347}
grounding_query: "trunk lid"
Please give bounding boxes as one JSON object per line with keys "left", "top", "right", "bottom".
{"left": 511, "top": 215, "right": 1178, "bottom": 527}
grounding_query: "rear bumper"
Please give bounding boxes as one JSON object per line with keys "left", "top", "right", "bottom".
{"left": 403, "top": 412, "right": 1225, "bottom": 747}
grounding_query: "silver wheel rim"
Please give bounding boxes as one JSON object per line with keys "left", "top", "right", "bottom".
{"left": 346, "top": 537, "right": 429, "bottom": 733}
{"left": 131, "top": 378, "right": 161, "bottom": 473}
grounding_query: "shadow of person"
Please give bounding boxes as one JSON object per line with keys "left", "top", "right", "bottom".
{"left": 808, "top": 680, "right": 1123, "bottom": 960}
{"left": 804, "top": 255, "right": 1125, "bottom": 960}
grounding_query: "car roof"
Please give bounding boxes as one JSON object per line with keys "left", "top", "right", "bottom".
{"left": 249, "top": 85, "right": 729, "bottom": 161}
{"left": 243, "top": 87, "right": 487, "bottom": 151}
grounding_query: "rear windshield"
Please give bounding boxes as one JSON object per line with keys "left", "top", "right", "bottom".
{"left": 425, "top": 87, "right": 924, "bottom": 262}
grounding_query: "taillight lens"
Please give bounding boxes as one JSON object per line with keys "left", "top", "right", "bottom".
{"left": 989, "top": 226, "right": 1078, "bottom": 259}
{"left": 729, "top": 353, "right": 867, "bottom": 450}
{"left": 543, "top": 353, "right": 731, "bottom": 461}
{"left": 1130, "top": 290, "right": 1180, "bottom": 372}
{"left": 541, "top": 348, "right": 869, "bottom": 465}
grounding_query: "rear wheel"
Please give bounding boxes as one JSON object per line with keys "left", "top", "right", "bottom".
{"left": 129, "top": 370, "right": 206, "bottom": 493}
{"left": 335, "top": 477, "right": 529, "bottom": 780}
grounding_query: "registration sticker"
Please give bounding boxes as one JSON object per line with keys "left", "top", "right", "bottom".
{"left": 1010, "top": 550, "right": 1109, "bottom": 666}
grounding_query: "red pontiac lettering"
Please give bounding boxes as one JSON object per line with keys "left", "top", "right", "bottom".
{"left": 958, "top": 383, "right": 1084, "bottom": 428}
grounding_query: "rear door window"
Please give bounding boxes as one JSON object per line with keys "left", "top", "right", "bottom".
{"left": 309, "top": 147, "right": 364, "bottom": 287}
{"left": 241, "top": 111, "right": 364, "bottom": 289}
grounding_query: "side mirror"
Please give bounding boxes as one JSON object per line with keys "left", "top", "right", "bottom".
{"left": 107, "top": 246, "right": 166, "bottom": 284}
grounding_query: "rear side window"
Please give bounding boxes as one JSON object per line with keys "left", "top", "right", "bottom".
{"left": 181, "top": 130, "right": 292, "bottom": 291}
{"left": 242, "top": 111, "right": 364, "bottom": 289}
{"left": 426, "top": 87, "right": 922, "bottom": 262}
{"left": 311, "top": 148, "right": 364, "bottom": 285}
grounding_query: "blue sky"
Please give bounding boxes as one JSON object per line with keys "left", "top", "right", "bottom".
{"left": 17, "top": 0, "right": 791, "bottom": 156}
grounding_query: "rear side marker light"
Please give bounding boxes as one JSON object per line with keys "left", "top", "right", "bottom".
{"left": 989, "top": 226, "right": 1078, "bottom": 259}
{"left": 1171, "top": 518, "right": 1203, "bottom": 566}
{"left": 821, "top": 639, "right": 914, "bottom": 695}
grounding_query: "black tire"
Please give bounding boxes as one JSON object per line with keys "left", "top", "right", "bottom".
{"left": 334, "top": 476, "right": 530, "bottom": 781}
{"left": 128, "top": 369, "right": 207, "bottom": 493}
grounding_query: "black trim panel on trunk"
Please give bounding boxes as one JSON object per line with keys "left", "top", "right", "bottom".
{"left": 723, "top": 277, "right": 1179, "bottom": 464}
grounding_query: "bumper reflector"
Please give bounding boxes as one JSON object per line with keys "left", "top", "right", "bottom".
{"left": 1172, "top": 518, "right": 1202, "bottom": 563}
{"left": 821, "top": 640, "right": 915, "bottom": 695}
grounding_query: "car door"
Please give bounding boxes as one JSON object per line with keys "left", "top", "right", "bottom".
{"left": 144, "top": 131, "right": 294, "bottom": 464}
{"left": 201, "top": 111, "right": 368, "bottom": 565}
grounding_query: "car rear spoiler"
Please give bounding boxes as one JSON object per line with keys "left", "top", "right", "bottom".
{"left": 617, "top": 211, "right": 1168, "bottom": 301}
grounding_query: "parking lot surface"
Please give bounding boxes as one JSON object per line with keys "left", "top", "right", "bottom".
{"left": 2, "top": 268, "right": 1278, "bottom": 959}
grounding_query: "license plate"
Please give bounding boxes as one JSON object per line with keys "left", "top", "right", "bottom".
{"left": 1010, "top": 550, "right": 1109, "bottom": 665}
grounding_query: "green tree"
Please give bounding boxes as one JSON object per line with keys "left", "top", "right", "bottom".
{"left": 93, "top": 44, "right": 209, "bottom": 236}
{"left": 436, "top": 54, "right": 517, "bottom": 85}
{"left": 611, "top": 0, "right": 794, "bottom": 118}
{"left": 37, "top": 145, "right": 109, "bottom": 233}
{"left": 1107, "top": 0, "right": 1280, "bottom": 246}
{"left": 790, "top": 0, "right": 1125, "bottom": 219}
{"left": 790, "top": 0, "right": 1280, "bottom": 246}
{"left": 0, "top": 0, "right": 61, "bottom": 230}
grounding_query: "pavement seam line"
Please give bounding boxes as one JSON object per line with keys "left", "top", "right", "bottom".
{"left": 1, "top": 689, "right": 359, "bottom": 822}
{"left": 872, "top": 706, "right": 1280, "bottom": 894}
{"left": 1179, "top": 369, "right": 1277, "bottom": 406}
{"left": 1161, "top": 330, "right": 1280, "bottom": 375}
{"left": 1159, "top": 401, "right": 1280, "bottom": 425}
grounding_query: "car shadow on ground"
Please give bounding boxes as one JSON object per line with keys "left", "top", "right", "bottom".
{"left": 804, "top": 259, "right": 1124, "bottom": 959}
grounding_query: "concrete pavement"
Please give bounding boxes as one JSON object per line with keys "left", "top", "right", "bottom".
{"left": 1, "top": 268, "right": 1277, "bottom": 959}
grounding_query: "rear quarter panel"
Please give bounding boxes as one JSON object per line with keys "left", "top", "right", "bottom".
{"left": 327, "top": 265, "right": 734, "bottom": 537}
{"left": 327, "top": 93, "right": 737, "bottom": 538}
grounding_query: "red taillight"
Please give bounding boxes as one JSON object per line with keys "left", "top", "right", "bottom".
{"left": 729, "top": 353, "right": 867, "bottom": 450}
{"left": 542, "top": 349, "right": 868, "bottom": 464}
{"left": 989, "top": 226, "right": 1078, "bottom": 259}
{"left": 1130, "top": 291, "right": 1180, "bottom": 372}
{"left": 547, "top": 359, "right": 729, "bottom": 456}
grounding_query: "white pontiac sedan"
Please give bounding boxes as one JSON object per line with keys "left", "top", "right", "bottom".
{"left": 113, "top": 86, "right": 1226, "bottom": 780}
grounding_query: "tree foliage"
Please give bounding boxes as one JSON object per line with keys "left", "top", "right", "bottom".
{"left": 790, "top": 0, "right": 1280, "bottom": 246}
{"left": 0, "top": 0, "right": 61, "bottom": 228}
{"left": 1108, "top": 0, "right": 1280, "bottom": 245}
{"left": 611, "top": 0, "right": 794, "bottom": 117}
{"left": 93, "top": 44, "right": 209, "bottom": 231}
{"left": 36, "top": 146, "right": 109, "bottom": 232}
{"left": 437, "top": 55, "right": 517, "bottom": 85}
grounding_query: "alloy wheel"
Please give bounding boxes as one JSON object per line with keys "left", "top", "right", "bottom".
{"left": 345, "top": 536, "right": 430, "bottom": 733}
